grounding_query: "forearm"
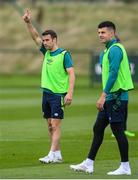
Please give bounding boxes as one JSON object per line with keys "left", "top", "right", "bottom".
{"left": 26, "top": 22, "right": 38, "bottom": 39}
{"left": 68, "top": 69, "right": 75, "bottom": 96}
{"left": 26, "top": 21, "right": 42, "bottom": 46}
{"left": 64, "top": 68, "right": 75, "bottom": 106}
{"left": 23, "top": 10, "right": 41, "bottom": 46}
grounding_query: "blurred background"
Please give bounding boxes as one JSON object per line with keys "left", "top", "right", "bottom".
{"left": 0, "top": 0, "right": 138, "bottom": 83}
{"left": 0, "top": 0, "right": 138, "bottom": 179}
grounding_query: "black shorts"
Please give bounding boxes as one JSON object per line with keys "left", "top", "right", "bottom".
{"left": 97, "top": 100, "right": 128, "bottom": 123}
{"left": 42, "top": 91, "right": 64, "bottom": 119}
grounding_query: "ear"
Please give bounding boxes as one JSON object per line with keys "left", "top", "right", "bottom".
{"left": 53, "top": 37, "right": 57, "bottom": 43}
{"left": 111, "top": 29, "right": 115, "bottom": 37}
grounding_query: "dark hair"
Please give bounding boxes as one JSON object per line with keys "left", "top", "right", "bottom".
{"left": 42, "top": 29, "right": 57, "bottom": 39}
{"left": 98, "top": 21, "right": 116, "bottom": 31}
{"left": 98, "top": 21, "right": 121, "bottom": 42}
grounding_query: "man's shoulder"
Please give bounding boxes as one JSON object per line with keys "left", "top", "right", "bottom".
{"left": 59, "top": 48, "right": 67, "bottom": 54}
{"left": 108, "top": 43, "right": 123, "bottom": 62}
{"left": 110, "top": 42, "right": 124, "bottom": 50}
{"left": 109, "top": 43, "right": 123, "bottom": 54}
{"left": 57, "top": 48, "right": 71, "bottom": 58}
{"left": 58, "top": 48, "right": 68, "bottom": 54}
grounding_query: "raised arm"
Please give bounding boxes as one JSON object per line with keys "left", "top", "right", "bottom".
{"left": 22, "top": 10, "right": 42, "bottom": 47}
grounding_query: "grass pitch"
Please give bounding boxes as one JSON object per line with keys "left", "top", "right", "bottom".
{"left": 0, "top": 75, "right": 138, "bottom": 179}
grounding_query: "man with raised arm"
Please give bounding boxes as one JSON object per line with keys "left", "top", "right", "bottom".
{"left": 23, "top": 10, "right": 75, "bottom": 163}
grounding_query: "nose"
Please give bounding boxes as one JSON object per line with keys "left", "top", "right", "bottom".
{"left": 98, "top": 33, "right": 101, "bottom": 37}
{"left": 99, "top": 33, "right": 103, "bottom": 38}
{"left": 43, "top": 41, "right": 47, "bottom": 46}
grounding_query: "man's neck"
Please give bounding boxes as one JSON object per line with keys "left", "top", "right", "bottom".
{"left": 105, "top": 38, "right": 117, "bottom": 48}
{"left": 51, "top": 45, "right": 58, "bottom": 52}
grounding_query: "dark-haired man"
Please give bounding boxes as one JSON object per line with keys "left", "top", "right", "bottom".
{"left": 70, "top": 21, "right": 134, "bottom": 175}
{"left": 23, "top": 10, "right": 75, "bottom": 163}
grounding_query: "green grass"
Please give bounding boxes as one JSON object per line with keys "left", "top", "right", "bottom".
{"left": 0, "top": 75, "right": 138, "bottom": 179}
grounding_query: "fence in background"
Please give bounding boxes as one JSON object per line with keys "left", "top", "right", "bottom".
{"left": 0, "top": 48, "right": 138, "bottom": 84}
{"left": 91, "top": 54, "right": 138, "bottom": 84}
{"left": 0, "top": 48, "right": 92, "bottom": 76}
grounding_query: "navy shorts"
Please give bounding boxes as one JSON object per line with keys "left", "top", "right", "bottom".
{"left": 97, "top": 100, "right": 128, "bottom": 123}
{"left": 42, "top": 91, "right": 64, "bottom": 119}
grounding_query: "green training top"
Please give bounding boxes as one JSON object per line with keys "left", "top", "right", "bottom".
{"left": 41, "top": 50, "right": 69, "bottom": 94}
{"left": 102, "top": 43, "right": 134, "bottom": 93}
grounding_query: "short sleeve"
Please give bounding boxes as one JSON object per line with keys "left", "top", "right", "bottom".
{"left": 64, "top": 52, "right": 73, "bottom": 68}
